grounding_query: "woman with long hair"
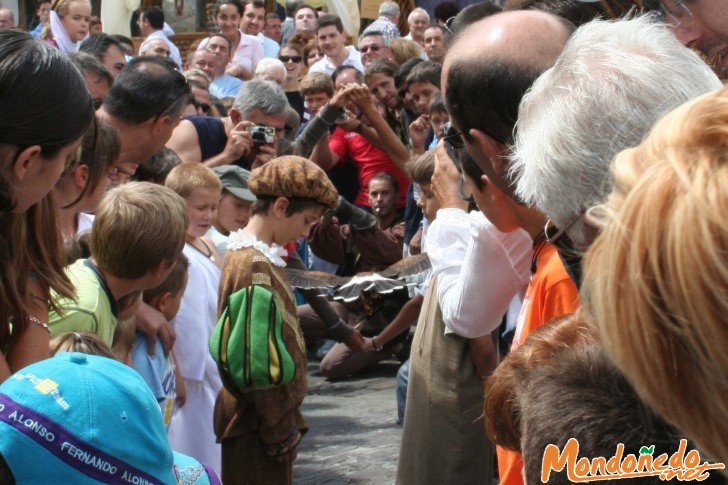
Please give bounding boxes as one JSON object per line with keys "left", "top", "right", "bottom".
{"left": 0, "top": 30, "right": 94, "bottom": 380}
{"left": 279, "top": 42, "right": 305, "bottom": 120}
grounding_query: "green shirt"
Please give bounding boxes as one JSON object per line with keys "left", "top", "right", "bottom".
{"left": 49, "top": 259, "right": 118, "bottom": 346}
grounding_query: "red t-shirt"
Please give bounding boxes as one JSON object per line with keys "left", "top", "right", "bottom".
{"left": 329, "top": 126, "right": 408, "bottom": 207}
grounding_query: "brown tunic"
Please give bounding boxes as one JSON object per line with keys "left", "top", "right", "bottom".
{"left": 214, "top": 247, "right": 308, "bottom": 485}
{"left": 396, "top": 277, "right": 494, "bottom": 484}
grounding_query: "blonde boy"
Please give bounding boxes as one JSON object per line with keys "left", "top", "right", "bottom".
{"left": 49, "top": 182, "right": 188, "bottom": 346}
{"left": 211, "top": 156, "right": 338, "bottom": 484}
{"left": 164, "top": 162, "right": 224, "bottom": 474}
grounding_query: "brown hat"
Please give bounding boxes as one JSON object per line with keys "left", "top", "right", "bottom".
{"left": 248, "top": 156, "right": 338, "bottom": 209}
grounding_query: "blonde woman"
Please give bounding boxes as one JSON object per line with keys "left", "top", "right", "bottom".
{"left": 584, "top": 84, "right": 728, "bottom": 465}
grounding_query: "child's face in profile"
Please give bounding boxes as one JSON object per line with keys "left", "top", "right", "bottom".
{"left": 217, "top": 192, "right": 252, "bottom": 234}
{"left": 430, "top": 110, "right": 449, "bottom": 139}
{"left": 416, "top": 182, "right": 440, "bottom": 222}
{"left": 274, "top": 205, "right": 325, "bottom": 246}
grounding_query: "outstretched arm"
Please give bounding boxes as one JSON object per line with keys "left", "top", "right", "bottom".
{"left": 349, "top": 84, "right": 411, "bottom": 172}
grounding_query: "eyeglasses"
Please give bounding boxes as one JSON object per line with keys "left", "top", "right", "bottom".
{"left": 442, "top": 122, "right": 465, "bottom": 149}
{"left": 544, "top": 214, "right": 582, "bottom": 246}
{"left": 443, "top": 16, "right": 456, "bottom": 34}
{"left": 279, "top": 55, "right": 302, "bottom": 63}
{"left": 359, "top": 44, "right": 382, "bottom": 53}
{"left": 660, "top": 0, "right": 693, "bottom": 28}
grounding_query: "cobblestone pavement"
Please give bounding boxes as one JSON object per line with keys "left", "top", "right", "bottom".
{"left": 294, "top": 359, "right": 404, "bottom": 484}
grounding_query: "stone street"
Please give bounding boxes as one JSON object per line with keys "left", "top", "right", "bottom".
{"left": 294, "top": 359, "right": 403, "bottom": 484}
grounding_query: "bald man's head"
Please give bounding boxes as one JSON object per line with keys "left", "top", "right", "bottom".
{"left": 442, "top": 11, "right": 573, "bottom": 197}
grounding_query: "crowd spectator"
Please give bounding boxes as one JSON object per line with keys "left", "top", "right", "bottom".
{"left": 98, "top": 56, "right": 191, "bottom": 177}
{"left": 140, "top": 37, "right": 171, "bottom": 57}
{"left": 405, "top": 7, "right": 430, "bottom": 49}
{"left": 254, "top": 57, "right": 287, "bottom": 87}
{"left": 204, "top": 34, "right": 244, "bottom": 97}
{"left": 0, "top": 30, "right": 93, "bottom": 381}
{"left": 0, "top": 8, "right": 14, "bottom": 29}
{"left": 264, "top": 12, "right": 283, "bottom": 44}
{"left": 49, "top": 0, "right": 91, "bottom": 53}
{"left": 362, "top": 1, "right": 401, "bottom": 40}
{"left": 308, "top": 14, "right": 364, "bottom": 76}
{"left": 510, "top": 16, "right": 721, "bottom": 285}
{"left": 208, "top": 1, "right": 264, "bottom": 81}
{"left": 242, "top": 0, "right": 280, "bottom": 58}
{"left": 279, "top": 42, "right": 306, "bottom": 118}
{"left": 168, "top": 79, "right": 286, "bottom": 168}
{"left": 79, "top": 33, "right": 128, "bottom": 78}
{"left": 69, "top": 52, "right": 114, "bottom": 109}
{"left": 358, "top": 31, "right": 394, "bottom": 69}
{"left": 138, "top": 6, "right": 182, "bottom": 67}
{"left": 439, "top": 10, "right": 577, "bottom": 485}
{"left": 29, "top": 1, "right": 51, "bottom": 37}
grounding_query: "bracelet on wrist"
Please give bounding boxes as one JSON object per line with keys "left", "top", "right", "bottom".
{"left": 372, "top": 336, "right": 383, "bottom": 352}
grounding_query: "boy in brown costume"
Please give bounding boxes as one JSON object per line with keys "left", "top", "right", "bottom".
{"left": 210, "top": 156, "right": 338, "bottom": 484}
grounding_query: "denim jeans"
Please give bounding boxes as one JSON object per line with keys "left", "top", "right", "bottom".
{"left": 396, "top": 359, "right": 410, "bottom": 425}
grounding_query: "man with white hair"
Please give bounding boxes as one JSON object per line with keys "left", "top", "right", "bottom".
{"left": 0, "top": 8, "right": 15, "bottom": 30}
{"left": 510, "top": 16, "right": 722, "bottom": 284}
{"left": 362, "top": 1, "right": 400, "bottom": 40}
{"left": 254, "top": 58, "right": 286, "bottom": 87}
{"left": 139, "top": 37, "right": 171, "bottom": 57}
{"left": 405, "top": 7, "right": 430, "bottom": 48}
{"left": 357, "top": 31, "right": 393, "bottom": 69}
{"left": 167, "top": 79, "right": 286, "bottom": 169}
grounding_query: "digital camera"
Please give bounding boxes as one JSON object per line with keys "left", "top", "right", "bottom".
{"left": 247, "top": 125, "right": 276, "bottom": 145}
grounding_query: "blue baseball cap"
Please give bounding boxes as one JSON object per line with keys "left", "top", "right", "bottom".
{"left": 0, "top": 352, "right": 177, "bottom": 484}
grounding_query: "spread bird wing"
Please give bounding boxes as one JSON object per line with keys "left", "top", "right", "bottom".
{"left": 333, "top": 273, "right": 412, "bottom": 302}
{"left": 378, "top": 253, "right": 432, "bottom": 279}
{"left": 286, "top": 253, "right": 431, "bottom": 300}
{"left": 284, "top": 269, "right": 349, "bottom": 290}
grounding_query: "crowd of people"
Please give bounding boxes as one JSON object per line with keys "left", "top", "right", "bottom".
{"left": 1, "top": 0, "right": 728, "bottom": 483}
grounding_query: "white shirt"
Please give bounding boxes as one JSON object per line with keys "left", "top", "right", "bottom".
{"left": 308, "top": 45, "right": 364, "bottom": 76}
{"left": 426, "top": 208, "right": 532, "bottom": 338}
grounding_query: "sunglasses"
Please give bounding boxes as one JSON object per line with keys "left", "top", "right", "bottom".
{"left": 360, "top": 44, "right": 382, "bottom": 53}
{"left": 442, "top": 123, "right": 475, "bottom": 204}
{"left": 442, "top": 122, "right": 465, "bottom": 149}
{"left": 279, "top": 55, "right": 302, "bottom": 63}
